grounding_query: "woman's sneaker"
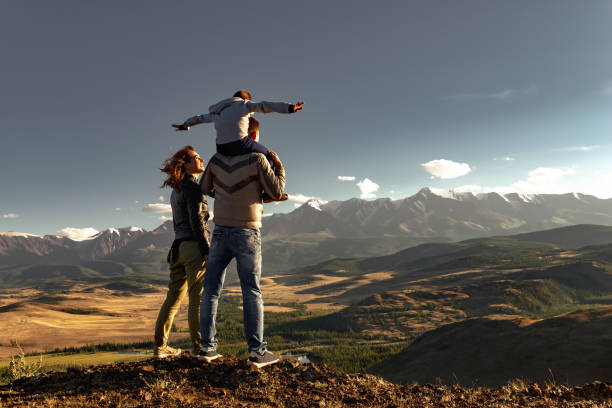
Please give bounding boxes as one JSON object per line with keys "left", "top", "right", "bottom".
{"left": 154, "top": 345, "right": 182, "bottom": 358}
{"left": 198, "top": 349, "right": 221, "bottom": 362}
{"left": 247, "top": 350, "right": 280, "bottom": 368}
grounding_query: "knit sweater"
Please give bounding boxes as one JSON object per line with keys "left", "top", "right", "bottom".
{"left": 199, "top": 152, "right": 285, "bottom": 228}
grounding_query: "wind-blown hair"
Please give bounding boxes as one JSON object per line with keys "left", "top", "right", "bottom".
{"left": 160, "top": 145, "right": 195, "bottom": 190}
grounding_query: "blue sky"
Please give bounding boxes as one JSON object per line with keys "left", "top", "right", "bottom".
{"left": 2, "top": 1, "right": 612, "bottom": 236}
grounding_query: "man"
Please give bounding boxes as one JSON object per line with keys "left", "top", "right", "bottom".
{"left": 197, "top": 143, "right": 285, "bottom": 367}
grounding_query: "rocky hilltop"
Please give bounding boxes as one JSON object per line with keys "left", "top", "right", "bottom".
{"left": 2, "top": 357, "right": 611, "bottom": 407}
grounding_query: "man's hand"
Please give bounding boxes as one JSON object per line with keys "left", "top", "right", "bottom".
{"left": 292, "top": 101, "right": 305, "bottom": 112}
{"left": 267, "top": 151, "right": 283, "bottom": 168}
{"left": 171, "top": 124, "right": 190, "bottom": 131}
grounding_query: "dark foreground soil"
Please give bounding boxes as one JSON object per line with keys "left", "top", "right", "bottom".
{"left": 1, "top": 356, "right": 611, "bottom": 407}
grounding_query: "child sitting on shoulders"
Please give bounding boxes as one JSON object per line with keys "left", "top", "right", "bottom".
{"left": 172, "top": 90, "right": 303, "bottom": 203}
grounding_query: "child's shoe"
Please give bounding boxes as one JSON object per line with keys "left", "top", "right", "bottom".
{"left": 263, "top": 192, "right": 289, "bottom": 203}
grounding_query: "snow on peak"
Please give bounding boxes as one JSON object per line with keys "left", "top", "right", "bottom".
{"left": 429, "top": 187, "right": 474, "bottom": 201}
{"left": 518, "top": 193, "right": 536, "bottom": 203}
{"left": 572, "top": 192, "right": 582, "bottom": 200}
{"left": 56, "top": 227, "right": 100, "bottom": 241}
{"left": 128, "top": 226, "right": 143, "bottom": 232}
{"left": 0, "top": 231, "right": 41, "bottom": 238}
{"left": 306, "top": 199, "right": 329, "bottom": 211}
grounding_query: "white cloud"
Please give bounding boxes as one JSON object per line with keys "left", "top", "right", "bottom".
{"left": 2, "top": 213, "right": 19, "bottom": 219}
{"left": 556, "top": 145, "right": 599, "bottom": 152}
{"left": 421, "top": 159, "right": 472, "bottom": 179}
{"left": 142, "top": 203, "right": 172, "bottom": 213}
{"left": 288, "top": 193, "right": 329, "bottom": 208}
{"left": 440, "top": 167, "right": 612, "bottom": 199}
{"left": 485, "top": 167, "right": 577, "bottom": 195}
{"left": 445, "top": 86, "right": 536, "bottom": 101}
{"left": 494, "top": 156, "right": 515, "bottom": 161}
{"left": 524, "top": 167, "right": 575, "bottom": 184}
{"left": 115, "top": 208, "right": 121, "bottom": 211}
{"left": 159, "top": 215, "right": 172, "bottom": 221}
{"left": 57, "top": 227, "right": 99, "bottom": 241}
{"left": 357, "top": 178, "right": 379, "bottom": 199}
{"left": 337, "top": 176, "right": 356, "bottom": 181}
{"left": 452, "top": 167, "right": 577, "bottom": 196}
{"left": 158, "top": 195, "right": 165, "bottom": 202}
{"left": 288, "top": 193, "right": 316, "bottom": 203}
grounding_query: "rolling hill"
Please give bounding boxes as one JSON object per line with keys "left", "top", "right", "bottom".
{"left": 369, "top": 306, "right": 612, "bottom": 387}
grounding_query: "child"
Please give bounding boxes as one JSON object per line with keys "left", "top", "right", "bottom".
{"left": 172, "top": 90, "right": 303, "bottom": 202}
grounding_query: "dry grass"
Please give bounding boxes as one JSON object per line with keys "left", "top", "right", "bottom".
{"left": 0, "top": 271, "right": 387, "bottom": 359}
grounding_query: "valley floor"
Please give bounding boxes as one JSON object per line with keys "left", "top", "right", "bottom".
{"left": 0, "top": 271, "right": 375, "bottom": 360}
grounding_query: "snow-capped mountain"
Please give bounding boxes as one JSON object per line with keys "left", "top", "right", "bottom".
{"left": 3, "top": 187, "right": 612, "bottom": 265}
{"left": 0, "top": 226, "right": 148, "bottom": 264}
{"left": 75, "top": 226, "right": 146, "bottom": 259}
{"left": 262, "top": 188, "right": 612, "bottom": 240}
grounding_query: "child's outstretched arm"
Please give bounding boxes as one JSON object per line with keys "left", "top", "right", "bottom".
{"left": 171, "top": 113, "right": 213, "bottom": 131}
{"left": 244, "top": 100, "right": 304, "bottom": 114}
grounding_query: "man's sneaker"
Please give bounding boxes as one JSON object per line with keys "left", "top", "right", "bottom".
{"left": 154, "top": 345, "right": 182, "bottom": 358}
{"left": 247, "top": 350, "right": 280, "bottom": 368}
{"left": 198, "top": 349, "right": 221, "bottom": 362}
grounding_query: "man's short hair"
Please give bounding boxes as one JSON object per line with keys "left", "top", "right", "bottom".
{"left": 233, "top": 90, "right": 252, "bottom": 100}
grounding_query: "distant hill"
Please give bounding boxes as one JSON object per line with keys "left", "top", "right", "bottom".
{"left": 369, "top": 306, "right": 612, "bottom": 387}
{"left": 511, "top": 224, "right": 612, "bottom": 248}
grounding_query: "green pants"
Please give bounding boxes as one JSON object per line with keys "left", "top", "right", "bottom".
{"left": 154, "top": 240, "right": 206, "bottom": 349}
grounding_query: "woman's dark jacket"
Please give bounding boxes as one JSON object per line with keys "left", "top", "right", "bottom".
{"left": 169, "top": 175, "right": 211, "bottom": 259}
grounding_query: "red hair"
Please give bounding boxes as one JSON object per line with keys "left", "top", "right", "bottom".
{"left": 160, "top": 145, "right": 195, "bottom": 190}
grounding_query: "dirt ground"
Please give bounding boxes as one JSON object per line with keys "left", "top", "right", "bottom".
{"left": 2, "top": 356, "right": 611, "bottom": 407}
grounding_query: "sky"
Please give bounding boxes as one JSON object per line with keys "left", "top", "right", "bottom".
{"left": 1, "top": 1, "right": 612, "bottom": 237}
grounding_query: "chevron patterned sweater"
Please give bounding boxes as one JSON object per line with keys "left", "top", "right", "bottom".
{"left": 199, "top": 152, "right": 285, "bottom": 228}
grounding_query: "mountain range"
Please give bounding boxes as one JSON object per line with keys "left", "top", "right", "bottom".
{"left": 3, "top": 188, "right": 612, "bottom": 270}
{"left": 264, "top": 188, "right": 612, "bottom": 240}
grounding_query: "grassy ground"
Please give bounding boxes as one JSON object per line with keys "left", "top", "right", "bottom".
{"left": 0, "top": 295, "right": 409, "bottom": 385}
{"left": 0, "top": 350, "right": 151, "bottom": 371}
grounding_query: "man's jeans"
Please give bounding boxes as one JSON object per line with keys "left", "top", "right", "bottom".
{"left": 200, "top": 226, "right": 266, "bottom": 354}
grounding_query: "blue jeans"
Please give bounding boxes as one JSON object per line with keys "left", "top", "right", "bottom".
{"left": 200, "top": 226, "right": 266, "bottom": 354}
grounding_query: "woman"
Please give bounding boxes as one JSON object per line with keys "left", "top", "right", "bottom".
{"left": 154, "top": 145, "right": 210, "bottom": 358}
